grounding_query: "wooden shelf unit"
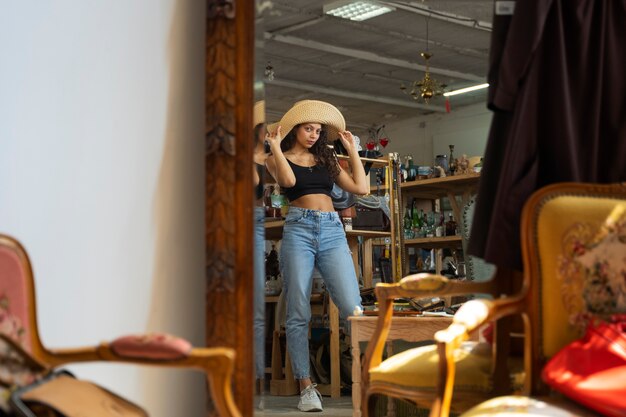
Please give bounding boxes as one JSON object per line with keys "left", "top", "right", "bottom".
{"left": 399, "top": 173, "right": 480, "bottom": 276}
{"left": 404, "top": 235, "right": 463, "bottom": 249}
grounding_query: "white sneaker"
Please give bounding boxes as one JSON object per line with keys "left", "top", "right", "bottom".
{"left": 256, "top": 395, "right": 265, "bottom": 411}
{"left": 297, "top": 384, "right": 323, "bottom": 412}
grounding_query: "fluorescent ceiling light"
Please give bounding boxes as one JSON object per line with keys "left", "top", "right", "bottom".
{"left": 443, "top": 83, "right": 489, "bottom": 97}
{"left": 324, "top": 1, "right": 395, "bottom": 21}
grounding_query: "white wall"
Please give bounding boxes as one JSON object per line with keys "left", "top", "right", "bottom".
{"left": 0, "top": 2, "right": 206, "bottom": 416}
{"left": 379, "top": 102, "right": 493, "bottom": 165}
{"left": 379, "top": 117, "right": 433, "bottom": 166}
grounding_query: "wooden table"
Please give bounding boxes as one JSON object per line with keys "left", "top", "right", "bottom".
{"left": 348, "top": 315, "right": 455, "bottom": 417}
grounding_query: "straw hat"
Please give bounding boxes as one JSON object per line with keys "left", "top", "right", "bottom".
{"left": 267, "top": 100, "right": 346, "bottom": 141}
{"left": 253, "top": 100, "right": 265, "bottom": 127}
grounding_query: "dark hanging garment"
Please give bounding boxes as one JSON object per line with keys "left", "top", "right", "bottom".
{"left": 469, "top": 0, "right": 626, "bottom": 271}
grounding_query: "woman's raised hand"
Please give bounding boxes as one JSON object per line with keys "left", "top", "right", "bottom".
{"left": 266, "top": 125, "right": 283, "bottom": 150}
{"left": 338, "top": 130, "right": 357, "bottom": 154}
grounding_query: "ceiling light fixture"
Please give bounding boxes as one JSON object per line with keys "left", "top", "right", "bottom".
{"left": 443, "top": 83, "right": 489, "bottom": 97}
{"left": 323, "top": 1, "right": 395, "bottom": 21}
{"left": 400, "top": 16, "right": 446, "bottom": 104}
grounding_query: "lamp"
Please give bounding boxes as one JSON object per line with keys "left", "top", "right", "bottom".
{"left": 400, "top": 17, "right": 446, "bottom": 103}
{"left": 323, "top": 1, "right": 394, "bottom": 21}
{"left": 364, "top": 124, "right": 390, "bottom": 152}
{"left": 443, "top": 83, "right": 489, "bottom": 96}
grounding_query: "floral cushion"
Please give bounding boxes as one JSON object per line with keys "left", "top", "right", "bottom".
{"left": 0, "top": 295, "right": 45, "bottom": 412}
{"left": 574, "top": 204, "right": 626, "bottom": 316}
{"left": 556, "top": 204, "right": 626, "bottom": 333}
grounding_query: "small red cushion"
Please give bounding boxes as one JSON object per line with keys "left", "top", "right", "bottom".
{"left": 111, "top": 333, "right": 192, "bottom": 360}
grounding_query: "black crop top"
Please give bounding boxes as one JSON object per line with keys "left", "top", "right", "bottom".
{"left": 255, "top": 163, "right": 264, "bottom": 200}
{"left": 283, "top": 159, "right": 333, "bottom": 202}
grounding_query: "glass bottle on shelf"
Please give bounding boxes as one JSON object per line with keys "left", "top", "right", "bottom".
{"left": 411, "top": 199, "right": 422, "bottom": 236}
{"left": 425, "top": 210, "right": 435, "bottom": 237}
{"left": 403, "top": 203, "right": 413, "bottom": 239}
{"left": 445, "top": 213, "right": 458, "bottom": 236}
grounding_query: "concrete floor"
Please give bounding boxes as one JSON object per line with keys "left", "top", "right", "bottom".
{"left": 255, "top": 394, "right": 353, "bottom": 417}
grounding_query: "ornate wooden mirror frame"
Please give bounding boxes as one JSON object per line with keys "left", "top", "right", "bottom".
{"left": 205, "top": 0, "right": 256, "bottom": 415}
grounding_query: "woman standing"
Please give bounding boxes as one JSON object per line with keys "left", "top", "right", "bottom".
{"left": 252, "top": 100, "right": 268, "bottom": 409}
{"left": 265, "top": 100, "right": 366, "bottom": 412}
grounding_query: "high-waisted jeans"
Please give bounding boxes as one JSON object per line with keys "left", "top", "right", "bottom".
{"left": 254, "top": 206, "right": 266, "bottom": 379}
{"left": 280, "top": 206, "right": 362, "bottom": 379}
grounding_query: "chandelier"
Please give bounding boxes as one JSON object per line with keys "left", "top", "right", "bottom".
{"left": 264, "top": 61, "right": 275, "bottom": 81}
{"left": 400, "top": 17, "right": 446, "bottom": 103}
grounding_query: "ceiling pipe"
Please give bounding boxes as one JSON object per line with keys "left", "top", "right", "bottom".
{"left": 265, "top": 32, "right": 484, "bottom": 82}
{"left": 267, "top": 78, "right": 447, "bottom": 113}
{"left": 383, "top": 1, "right": 492, "bottom": 31}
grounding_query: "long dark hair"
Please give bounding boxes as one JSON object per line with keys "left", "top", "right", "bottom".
{"left": 254, "top": 123, "right": 264, "bottom": 144}
{"left": 280, "top": 124, "right": 340, "bottom": 180}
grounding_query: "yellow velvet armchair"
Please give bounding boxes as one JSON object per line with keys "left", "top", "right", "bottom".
{"left": 0, "top": 234, "right": 241, "bottom": 417}
{"left": 432, "top": 182, "right": 626, "bottom": 417}
{"left": 360, "top": 269, "right": 524, "bottom": 417}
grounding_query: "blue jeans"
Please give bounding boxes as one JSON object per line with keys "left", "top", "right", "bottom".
{"left": 280, "top": 207, "right": 362, "bottom": 379}
{"left": 254, "top": 206, "right": 266, "bottom": 379}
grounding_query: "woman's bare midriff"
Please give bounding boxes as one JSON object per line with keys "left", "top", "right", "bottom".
{"left": 289, "top": 194, "right": 335, "bottom": 212}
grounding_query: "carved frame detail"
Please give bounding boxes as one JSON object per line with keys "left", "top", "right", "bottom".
{"left": 205, "top": 0, "right": 255, "bottom": 415}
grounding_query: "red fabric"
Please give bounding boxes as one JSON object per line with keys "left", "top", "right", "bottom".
{"left": 480, "top": 322, "right": 494, "bottom": 345}
{"left": 111, "top": 333, "right": 192, "bottom": 360}
{"left": 542, "top": 318, "right": 626, "bottom": 417}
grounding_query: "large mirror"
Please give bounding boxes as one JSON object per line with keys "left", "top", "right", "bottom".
{"left": 253, "top": 1, "right": 493, "bottom": 414}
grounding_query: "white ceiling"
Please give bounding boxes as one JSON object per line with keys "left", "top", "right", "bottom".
{"left": 257, "top": 0, "right": 494, "bottom": 130}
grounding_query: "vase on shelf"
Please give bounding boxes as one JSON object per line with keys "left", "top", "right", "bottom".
{"left": 448, "top": 145, "right": 457, "bottom": 175}
{"left": 405, "top": 154, "right": 417, "bottom": 181}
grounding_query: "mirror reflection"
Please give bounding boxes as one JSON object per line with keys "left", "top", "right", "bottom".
{"left": 255, "top": 1, "right": 493, "bottom": 414}
{"left": 253, "top": 3, "right": 268, "bottom": 409}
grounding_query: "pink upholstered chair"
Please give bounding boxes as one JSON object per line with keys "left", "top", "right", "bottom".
{"left": 0, "top": 234, "right": 240, "bottom": 417}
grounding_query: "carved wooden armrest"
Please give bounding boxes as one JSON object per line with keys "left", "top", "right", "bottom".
{"left": 41, "top": 332, "right": 196, "bottom": 365}
{"left": 398, "top": 273, "right": 495, "bottom": 298}
{"left": 362, "top": 273, "right": 495, "bottom": 382}
{"left": 429, "top": 296, "right": 526, "bottom": 417}
{"left": 40, "top": 339, "right": 241, "bottom": 417}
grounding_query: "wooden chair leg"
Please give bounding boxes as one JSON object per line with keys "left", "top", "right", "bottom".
{"left": 204, "top": 355, "right": 241, "bottom": 417}
{"left": 363, "top": 392, "right": 376, "bottom": 417}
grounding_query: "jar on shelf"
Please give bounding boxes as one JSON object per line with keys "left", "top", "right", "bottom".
{"left": 434, "top": 154, "right": 448, "bottom": 175}
{"left": 473, "top": 157, "right": 484, "bottom": 173}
